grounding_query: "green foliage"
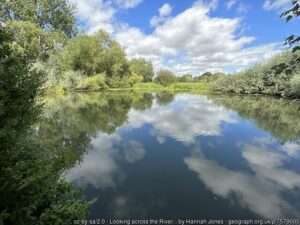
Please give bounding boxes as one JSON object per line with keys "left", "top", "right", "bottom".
{"left": 177, "top": 74, "right": 193, "bottom": 82}
{"left": 60, "top": 70, "right": 84, "bottom": 90}
{"left": 169, "top": 82, "right": 209, "bottom": 91}
{"left": 6, "top": 21, "right": 66, "bottom": 61}
{"left": 194, "top": 72, "right": 224, "bottom": 82}
{"left": 155, "top": 69, "right": 176, "bottom": 86}
{"left": 128, "top": 72, "right": 144, "bottom": 86}
{"left": 281, "top": 0, "right": 300, "bottom": 51}
{"left": 61, "top": 34, "right": 104, "bottom": 75}
{"left": 0, "top": 0, "right": 76, "bottom": 36}
{"left": 0, "top": 23, "right": 88, "bottom": 225}
{"left": 59, "top": 31, "right": 130, "bottom": 88}
{"left": 75, "top": 74, "right": 108, "bottom": 91}
{"left": 212, "top": 51, "right": 300, "bottom": 98}
{"left": 133, "top": 82, "right": 164, "bottom": 90}
{"left": 290, "top": 74, "right": 300, "bottom": 97}
{"left": 0, "top": 24, "right": 44, "bottom": 142}
{"left": 129, "top": 58, "right": 154, "bottom": 82}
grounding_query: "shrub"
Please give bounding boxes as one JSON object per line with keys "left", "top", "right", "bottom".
{"left": 60, "top": 70, "right": 83, "bottom": 90}
{"left": 75, "top": 74, "right": 108, "bottom": 91}
{"left": 129, "top": 58, "right": 154, "bottom": 82}
{"left": 212, "top": 51, "right": 300, "bottom": 98}
{"left": 155, "top": 69, "right": 176, "bottom": 86}
{"left": 128, "top": 73, "right": 144, "bottom": 86}
{"left": 290, "top": 74, "right": 300, "bottom": 97}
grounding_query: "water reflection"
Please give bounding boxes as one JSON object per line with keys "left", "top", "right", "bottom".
{"left": 40, "top": 92, "right": 300, "bottom": 220}
{"left": 66, "top": 133, "right": 145, "bottom": 189}
{"left": 127, "top": 94, "right": 236, "bottom": 144}
{"left": 185, "top": 139, "right": 300, "bottom": 218}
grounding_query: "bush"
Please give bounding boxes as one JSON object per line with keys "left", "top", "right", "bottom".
{"left": 155, "top": 69, "right": 176, "bottom": 86}
{"left": 212, "top": 51, "right": 300, "bottom": 98}
{"left": 129, "top": 58, "right": 154, "bottom": 82}
{"left": 290, "top": 74, "right": 300, "bottom": 97}
{"left": 61, "top": 31, "right": 129, "bottom": 78}
{"left": 60, "top": 70, "right": 83, "bottom": 90}
{"left": 128, "top": 73, "right": 143, "bottom": 86}
{"left": 75, "top": 74, "right": 108, "bottom": 91}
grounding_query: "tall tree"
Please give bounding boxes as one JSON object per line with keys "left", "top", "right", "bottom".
{"left": 0, "top": 0, "right": 76, "bottom": 37}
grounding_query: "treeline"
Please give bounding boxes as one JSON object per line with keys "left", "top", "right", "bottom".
{"left": 212, "top": 51, "right": 300, "bottom": 98}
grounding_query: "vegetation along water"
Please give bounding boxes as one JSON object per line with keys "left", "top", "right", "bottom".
{"left": 1, "top": 0, "right": 300, "bottom": 225}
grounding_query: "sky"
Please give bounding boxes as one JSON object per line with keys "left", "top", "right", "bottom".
{"left": 68, "top": 0, "right": 299, "bottom": 75}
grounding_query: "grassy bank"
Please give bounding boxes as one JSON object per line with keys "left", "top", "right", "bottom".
{"left": 46, "top": 81, "right": 211, "bottom": 95}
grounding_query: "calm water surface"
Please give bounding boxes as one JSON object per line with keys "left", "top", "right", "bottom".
{"left": 42, "top": 92, "right": 300, "bottom": 221}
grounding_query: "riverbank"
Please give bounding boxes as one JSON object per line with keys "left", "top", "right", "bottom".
{"left": 45, "top": 82, "right": 211, "bottom": 96}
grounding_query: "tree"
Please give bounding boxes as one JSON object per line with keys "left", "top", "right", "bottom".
{"left": 61, "top": 31, "right": 127, "bottom": 76}
{"left": 178, "top": 74, "right": 193, "bottom": 82}
{"left": 129, "top": 58, "right": 154, "bottom": 82}
{"left": 155, "top": 69, "right": 176, "bottom": 86}
{"left": 60, "top": 30, "right": 130, "bottom": 87}
{"left": 0, "top": 22, "right": 88, "bottom": 225}
{"left": 0, "top": 0, "right": 76, "bottom": 37}
{"left": 281, "top": 0, "right": 300, "bottom": 51}
{"left": 6, "top": 21, "right": 66, "bottom": 61}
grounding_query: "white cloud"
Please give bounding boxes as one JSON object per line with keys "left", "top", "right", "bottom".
{"left": 263, "top": 0, "right": 291, "bottom": 11}
{"left": 68, "top": 0, "right": 144, "bottom": 34}
{"left": 115, "top": 0, "right": 143, "bottom": 9}
{"left": 68, "top": 0, "right": 116, "bottom": 34}
{"left": 116, "top": 2, "right": 281, "bottom": 74}
{"left": 159, "top": 3, "right": 173, "bottom": 17}
{"left": 70, "top": 0, "right": 282, "bottom": 74}
{"left": 150, "top": 3, "right": 173, "bottom": 27}
{"left": 226, "top": 0, "right": 237, "bottom": 10}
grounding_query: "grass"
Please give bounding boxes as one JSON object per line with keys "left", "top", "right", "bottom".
{"left": 47, "top": 81, "right": 211, "bottom": 94}
{"left": 113, "top": 82, "right": 210, "bottom": 93}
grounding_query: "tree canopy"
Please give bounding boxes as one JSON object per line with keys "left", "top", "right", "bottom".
{"left": 0, "top": 0, "right": 76, "bottom": 37}
{"left": 129, "top": 58, "right": 154, "bottom": 82}
{"left": 60, "top": 31, "right": 129, "bottom": 78}
{"left": 154, "top": 69, "right": 176, "bottom": 86}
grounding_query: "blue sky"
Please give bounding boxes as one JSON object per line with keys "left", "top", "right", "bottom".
{"left": 69, "top": 0, "right": 298, "bottom": 75}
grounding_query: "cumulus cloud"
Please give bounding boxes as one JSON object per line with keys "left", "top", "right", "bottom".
{"left": 68, "top": 0, "right": 144, "bottom": 34}
{"left": 69, "top": 0, "right": 282, "bottom": 74}
{"left": 263, "top": 0, "right": 291, "bottom": 11}
{"left": 116, "top": 2, "right": 281, "bottom": 74}
{"left": 150, "top": 3, "right": 173, "bottom": 27}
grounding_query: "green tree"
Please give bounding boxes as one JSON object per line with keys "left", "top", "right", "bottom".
{"left": 129, "top": 58, "right": 154, "bottom": 82}
{"left": 154, "top": 69, "right": 176, "bottom": 86}
{"left": 0, "top": 22, "right": 88, "bottom": 225}
{"left": 60, "top": 30, "right": 130, "bottom": 87}
{"left": 6, "top": 21, "right": 66, "bottom": 61}
{"left": 0, "top": 0, "right": 76, "bottom": 37}
{"left": 178, "top": 74, "right": 193, "bottom": 82}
